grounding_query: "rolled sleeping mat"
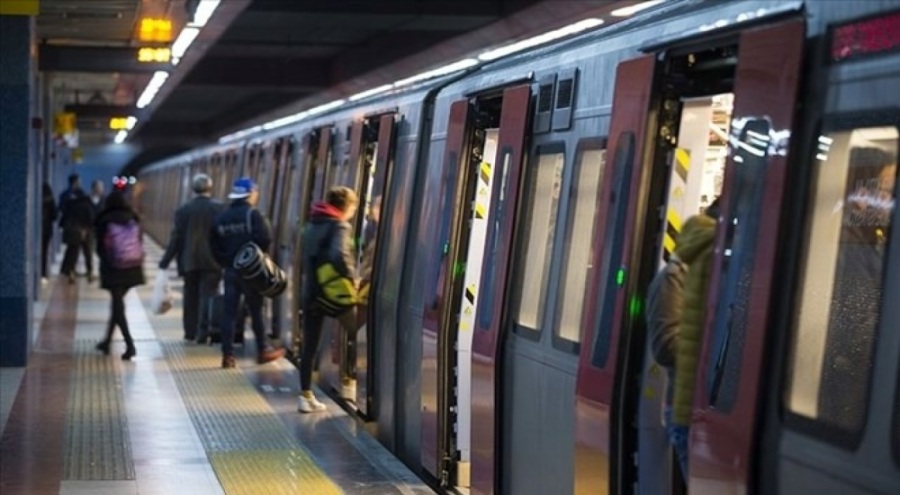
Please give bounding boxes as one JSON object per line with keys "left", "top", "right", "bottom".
{"left": 233, "top": 242, "right": 287, "bottom": 298}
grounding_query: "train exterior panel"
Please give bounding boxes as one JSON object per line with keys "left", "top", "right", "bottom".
{"left": 139, "top": 1, "right": 900, "bottom": 494}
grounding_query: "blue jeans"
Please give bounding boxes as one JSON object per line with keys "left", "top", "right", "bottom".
{"left": 664, "top": 405, "right": 689, "bottom": 478}
{"left": 221, "top": 269, "right": 266, "bottom": 357}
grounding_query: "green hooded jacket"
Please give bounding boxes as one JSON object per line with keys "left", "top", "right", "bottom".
{"left": 671, "top": 214, "right": 716, "bottom": 426}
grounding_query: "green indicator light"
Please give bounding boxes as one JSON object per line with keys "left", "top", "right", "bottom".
{"left": 629, "top": 296, "right": 643, "bottom": 319}
{"left": 453, "top": 261, "right": 466, "bottom": 278}
{"left": 616, "top": 267, "right": 626, "bottom": 286}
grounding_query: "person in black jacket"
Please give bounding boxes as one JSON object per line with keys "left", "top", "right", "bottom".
{"left": 41, "top": 182, "right": 57, "bottom": 279}
{"left": 94, "top": 191, "right": 146, "bottom": 360}
{"left": 297, "top": 186, "right": 359, "bottom": 413}
{"left": 159, "top": 174, "right": 224, "bottom": 342}
{"left": 210, "top": 177, "right": 285, "bottom": 369}
{"left": 59, "top": 183, "right": 96, "bottom": 284}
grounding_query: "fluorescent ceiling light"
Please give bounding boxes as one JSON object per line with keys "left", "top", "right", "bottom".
{"left": 393, "top": 58, "right": 479, "bottom": 87}
{"left": 171, "top": 27, "right": 200, "bottom": 59}
{"left": 349, "top": 84, "right": 394, "bottom": 102}
{"left": 191, "top": 0, "right": 221, "bottom": 27}
{"left": 126, "top": 116, "right": 137, "bottom": 130}
{"left": 114, "top": 130, "right": 128, "bottom": 144}
{"left": 136, "top": 71, "right": 169, "bottom": 109}
{"left": 477, "top": 18, "right": 603, "bottom": 61}
{"left": 611, "top": 0, "right": 667, "bottom": 17}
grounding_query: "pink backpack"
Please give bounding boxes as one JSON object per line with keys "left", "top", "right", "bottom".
{"left": 104, "top": 220, "right": 144, "bottom": 269}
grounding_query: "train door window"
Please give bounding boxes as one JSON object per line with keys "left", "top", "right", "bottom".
{"left": 785, "top": 124, "right": 897, "bottom": 448}
{"left": 554, "top": 141, "right": 606, "bottom": 348}
{"left": 511, "top": 146, "right": 565, "bottom": 333}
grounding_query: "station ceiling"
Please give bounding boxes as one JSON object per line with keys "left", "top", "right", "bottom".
{"left": 38, "top": 0, "right": 630, "bottom": 147}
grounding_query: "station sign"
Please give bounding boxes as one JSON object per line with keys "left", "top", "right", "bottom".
{"left": 138, "top": 47, "right": 172, "bottom": 63}
{"left": 139, "top": 18, "right": 173, "bottom": 42}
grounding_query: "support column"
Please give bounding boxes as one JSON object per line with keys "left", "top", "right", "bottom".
{"left": 0, "top": 13, "right": 36, "bottom": 367}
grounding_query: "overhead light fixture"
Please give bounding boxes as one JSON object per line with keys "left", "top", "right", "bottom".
{"left": 126, "top": 116, "right": 137, "bottom": 130}
{"left": 136, "top": 71, "right": 169, "bottom": 109}
{"left": 611, "top": 0, "right": 667, "bottom": 17}
{"left": 393, "top": 58, "right": 479, "bottom": 87}
{"left": 348, "top": 84, "right": 394, "bottom": 102}
{"left": 171, "top": 26, "right": 200, "bottom": 59}
{"left": 114, "top": 130, "right": 128, "bottom": 144}
{"left": 477, "top": 18, "right": 603, "bottom": 61}
{"left": 191, "top": 0, "right": 221, "bottom": 27}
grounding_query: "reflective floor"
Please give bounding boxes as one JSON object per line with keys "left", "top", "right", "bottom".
{"left": 0, "top": 241, "right": 435, "bottom": 495}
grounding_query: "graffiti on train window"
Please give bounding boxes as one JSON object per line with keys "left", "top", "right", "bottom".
{"left": 555, "top": 146, "right": 606, "bottom": 347}
{"left": 786, "top": 125, "right": 898, "bottom": 448}
{"left": 512, "top": 150, "right": 565, "bottom": 332}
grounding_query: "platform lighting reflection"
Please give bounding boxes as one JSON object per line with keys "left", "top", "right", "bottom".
{"left": 126, "top": 116, "right": 137, "bottom": 130}
{"left": 114, "top": 130, "right": 128, "bottom": 144}
{"left": 477, "top": 18, "right": 603, "bottom": 61}
{"left": 260, "top": 99, "right": 348, "bottom": 132}
{"left": 136, "top": 71, "right": 169, "bottom": 109}
{"left": 191, "top": 0, "right": 221, "bottom": 27}
{"left": 393, "top": 58, "right": 479, "bottom": 87}
{"left": 349, "top": 84, "right": 394, "bottom": 102}
{"left": 171, "top": 26, "right": 200, "bottom": 59}
{"left": 611, "top": 0, "right": 667, "bottom": 17}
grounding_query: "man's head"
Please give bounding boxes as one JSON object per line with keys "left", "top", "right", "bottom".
{"left": 68, "top": 174, "right": 81, "bottom": 188}
{"left": 326, "top": 186, "right": 359, "bottom": 221}
{"left": 90, "top": 179, "right": 104, "bottom": 196}
{"left": 192, "top": 173, "right": 213, "bottom": 196}
{"left": 228, "top": 177, "right": 258, "bottom": 205}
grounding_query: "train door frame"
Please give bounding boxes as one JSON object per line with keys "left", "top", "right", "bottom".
{"left": 268, "top": 137, "right": 294, "bottom": 342}
{"left": 574, "top": 12, "right": 807, "bottom": 495}
{"left": 419, "top": 83, "right": 532, "bottom": 493}
{"left": 288, "top": 130, "right": 320, "bottom": 357}
{"left": 758, "top": 10, "right": 900, "bottom": 491}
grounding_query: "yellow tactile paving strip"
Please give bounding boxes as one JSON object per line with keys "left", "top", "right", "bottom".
{"left": 211, "top": 450, "right": 342, "bottom": 495}
{"left": 161, "top": 342, "right": 342, "bottom": 494}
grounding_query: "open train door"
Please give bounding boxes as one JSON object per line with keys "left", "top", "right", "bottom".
{"left": 689, "top": 19, "right": 805, "bottom": 493}
{"left": 573, "top": 54, "right": 657, "bottom": 495}
{"left": 470, "top": 84, "right": 531, "bottom": 495}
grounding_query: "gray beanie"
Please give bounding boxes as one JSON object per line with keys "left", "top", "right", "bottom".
{"left": 192, "top": 173, "right": 213, "bottom": 193}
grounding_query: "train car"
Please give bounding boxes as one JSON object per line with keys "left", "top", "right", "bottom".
{"left": 139, "top": 1, "right": 900, "bottom": 494}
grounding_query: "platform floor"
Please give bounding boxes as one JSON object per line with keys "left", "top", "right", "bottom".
{"left": 0, "top": 240, "right": 435, "bottom": 495}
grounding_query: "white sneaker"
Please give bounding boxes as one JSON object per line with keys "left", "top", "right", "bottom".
{"left": 297, "top": 394, "right": 327, "bottom": 413}
{"left": 341, "top": 379, "right": 357, "bottom": 401}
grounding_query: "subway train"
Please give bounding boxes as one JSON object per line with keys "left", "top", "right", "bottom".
{"left": 137, "top": 1, "right": 900, "bottom": 494}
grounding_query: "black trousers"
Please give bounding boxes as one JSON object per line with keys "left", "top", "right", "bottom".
{"left": 220, "top": 269, "right": 266, "bottom": 357}
{"left": 183, "top": 270, "right": 221, "bottom": 340}
{"left": 300, "top": 308, "right": 325, "bottom": 391}
{"left": 61, "top": 230, "right": 93, "bottom": 276}
{"left": 103, "top": 287, "right": 135, "bottom": 350}
{"left": 41, "top": 232, "right": 52, "bottom": 278}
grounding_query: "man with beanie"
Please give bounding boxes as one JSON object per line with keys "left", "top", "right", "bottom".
{"left": 210, "top": 177, "right": 285, "bottom": 368}
{"left": 159, "top": 173, "right": 224, "bottom": 342}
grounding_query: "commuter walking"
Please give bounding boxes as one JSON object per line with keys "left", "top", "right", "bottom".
{"left": 159, "top": 174, "right": 224, "bottom": 342}
{"left": 89, "top": 179, "right": 106, "bottom": 215}
{"left": 59, "top": 177, "right": 96, "bottom": 283}
{"left": 210, "top": 177, "right": 285, "bottom": 369}
{"left": 298, "top": 186, "right": 359, "bottom": 413}
{"left": 94, "top": 191, "right": 146, "bottom": 360}
{"left": 41, "top": 182, "right": 57, "bottom": 279}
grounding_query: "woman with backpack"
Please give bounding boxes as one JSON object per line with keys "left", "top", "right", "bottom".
{"left": 94, "top": 191, "right": 146, "bottom": 360}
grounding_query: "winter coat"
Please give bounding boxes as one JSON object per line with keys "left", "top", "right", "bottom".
{"left": 42, "top": 183, "right": 57, "bottom": 236}
{"left": 671, "top": 214, "right": 716, "bottom": 426}
{"left": 210, "top": 199, "right": 272, "bottom": 270}
{"left": 59, "top": 189, "right": 95, "bottom": 244}
{"left": 95, "top": 206, "right": 146, "bottom": 291}
{"left": 645, "top": 255, "right": 687, "bottom": 403}
{"left": 160, "top": 195, "right": 223, "bottom": 275}
{"left": 300, "top": 202, "right": 356, "bottom": 307}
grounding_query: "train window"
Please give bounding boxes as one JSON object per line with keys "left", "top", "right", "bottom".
{"left": 512, "top": 148, "right": 565, "bottom": 331}
{"left": 554, "top": 143, "right": 606, "bottom": 347}
{"left": 785, "top": 125, "right": 898, "bottom": 448}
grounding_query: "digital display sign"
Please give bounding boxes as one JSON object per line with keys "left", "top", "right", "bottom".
{"left": 831, "top": 11, "right": 900, "bottom": 62}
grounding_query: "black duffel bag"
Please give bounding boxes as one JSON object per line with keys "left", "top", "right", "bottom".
{"left": 233, "top": 242, "right": 287, "bottom": 298}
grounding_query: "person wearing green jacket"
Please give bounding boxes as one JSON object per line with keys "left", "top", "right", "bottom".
{"left": 666, "top": 202, "right": 718, "bottom": 478}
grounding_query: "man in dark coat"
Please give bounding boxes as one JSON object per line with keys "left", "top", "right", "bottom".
{"left": 210, "top": 177, "right": 285, "bottom": 369}
{"left": 41, "top": 182, "right": 57, "bottom": 279}
{"left": 159, "top": 174, "right": 224, "bottom": 342}
{"left": 59, "top": 179, "right": 96, "bottom": 283}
